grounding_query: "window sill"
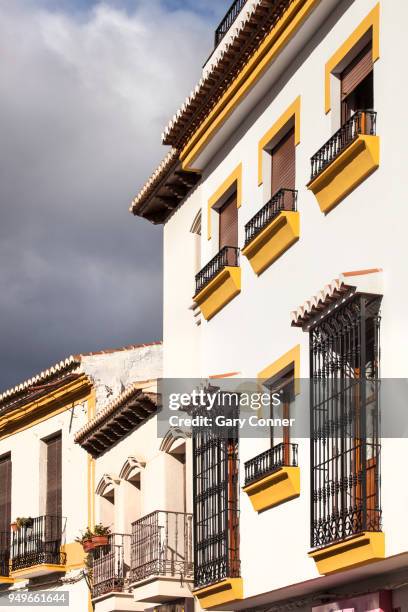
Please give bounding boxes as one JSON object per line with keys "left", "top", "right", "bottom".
{"left": 308, "top": 531, "right": 385, "bottom": 575}
{"left": 242, "top": 211, "right": 299, "bottom": 275}
{"left": 194, "top": 266, "right": 241, "bottom": 321}
{"left": 193, "top": 577, "right": 243, "bottom": 609}
{"left": 243, "top": 466, "right": 300, "bottom": 512}
{"left": 307, "top": 134, "right": 379, "bottom": 214}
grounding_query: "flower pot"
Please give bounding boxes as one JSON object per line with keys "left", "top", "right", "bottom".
{"left": 92, "top": 535, "right": 109, "bottom": 547}
{"left": 10, "top": 522, "right": 18, "bottom": 533}
{"left": 82, "top": 539, "right": 94, "bottom": 552}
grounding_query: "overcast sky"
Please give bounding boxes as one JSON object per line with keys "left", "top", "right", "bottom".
{"left": 0, "top": 0, "right": 230, "bottom": 390}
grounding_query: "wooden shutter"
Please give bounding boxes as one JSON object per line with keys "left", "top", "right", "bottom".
{"left": 271, "top": 127, "right": 295, "bottom": 197}
{"left": 219, "top": 194, "right": 238, "bottom": 249}
{"left": 46, "top": 434, "right": 62, "bottom": 518}
{"left": 0, "top": 454, "right": 12, "bottom": 534}
{"left": 341, "top": 43, "right": 373, "bottom": 100}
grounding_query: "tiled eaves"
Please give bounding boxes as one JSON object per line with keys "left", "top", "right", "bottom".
{"left": 162, "top": 0, "right": 296, "bottom": 148}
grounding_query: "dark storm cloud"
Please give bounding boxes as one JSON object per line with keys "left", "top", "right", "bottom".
{"left": 0, "top": 0, "right": 230, "bottom": 390}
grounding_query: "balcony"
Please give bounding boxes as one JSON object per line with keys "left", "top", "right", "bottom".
{"left": 308, "top": 110, "right": 379, "bottom": 213}
{"left": 92, "top": 534, "right": 130, "bottom": 599}
{"left": 194, "top": 246, "right": 241, "bottom": 320}
{"left": 0, "top": 532, "right": 12, "bottom": 584}
{"left": 10, "top": 516, "right": 66, "bottom": 579}
{"left": 130, "top": 511, "right": 193, "bottom": 603}
{"left": 242, "top": 189, "right": 299, "bottom": 275}
{"left": 243, "top": 443, "right": 300, "bottom": 512}
{"left": 214, "top": 0, "right": 246, "bottom": 47}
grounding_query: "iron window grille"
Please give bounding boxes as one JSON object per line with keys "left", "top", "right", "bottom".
{"left": 244, "top": 442, "right": 298, "bottom": 487}
{"left": 310, "top": 110, "right": 377, "bottom": 180}
{"left": 214, "top": 0, "right": 247, "bottom": 47}
{"left": 0, "top": 532, "right": 10, "bottom": 577}
{"left": 130, "top": 511, "right": 193, "bottom": 584}
{"left": 195, "top": 246, "right": 240, "bottom": 296}
{"left": 92, "top": 533, "right": 130, "bottom": 600}
{"left": 11, "top": 516, "right": 66, "bottom": 571}
{"left": 310, "top": 293, "right": 382, "bottom": 549}
{"left": 193, "top": 401, "right": 240, "bottom": 589}
{"left": 244, "top": 189, "right": 297, "bottom": 246}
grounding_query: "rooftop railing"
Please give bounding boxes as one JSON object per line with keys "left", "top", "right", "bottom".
{"left": 310, "top": 110, "right": 377, "bottom": 180}
{"left": 214, "top": 0, "right": 247, "bottom": 47}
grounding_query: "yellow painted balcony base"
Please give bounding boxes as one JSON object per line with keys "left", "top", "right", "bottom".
{"left": 242, "top": 212, "right": 299, "bottom": 275}
{"left": 309, "top": 531, "right": 385, "bottom": 575}
{"left": 10, "top": 564, "right": 66, "bottom": 580}
{"left": 308, "top": 135, "right": 380, "bottom": 214}
{"left": 0, "top": 576, "right": 14, "bottom": 584}
{"left": 194, "top": 266, "right": 241, "bottom": 321}
{"left": 193, "top": 577, "right": 243, "bottom": 610}
{"left": 243, "top": 466, "right": 300, "bottom": 512}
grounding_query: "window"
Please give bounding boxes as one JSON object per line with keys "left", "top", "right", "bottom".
{"left": 45, "top": 433, "right": 62, "bottom": 519}
{"left": 341, "top": 42, "right": 373, "bottom": 125}
{"left": 0, "top": 453, "right": 11, "bottom": 578}
{"left": 271, "top": 127, "right": 296, "bottom": 200}
{"left": 267, "top": 364, "right": 295, "bottom": 465}
{"left": 193, "top": 402, "right": 239, "bottom": 588}
{"left": 218, "top": 192, "right": 238, "bottom": 251}
{"left": 310, "top": 293, "right": 382, "bottom": 548}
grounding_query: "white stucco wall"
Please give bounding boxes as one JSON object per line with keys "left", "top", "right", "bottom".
{"left": 162, "top": 0, "right": 408, "bottom": 603}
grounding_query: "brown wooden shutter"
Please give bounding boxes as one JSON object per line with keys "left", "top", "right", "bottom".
{"left": 0, "top": 454, "right": 12, "bottom": 534}
{"left": 341, "top": 43, "right": 373, "bottom": 100}
{"left": 219, "top": 194, "right": 238, "bottom": 249}
{"left": 46, "top": 434, "right": 62, "bottom": 518}
{"left": 271, "top": 127, "right": 295, "bottom": 197}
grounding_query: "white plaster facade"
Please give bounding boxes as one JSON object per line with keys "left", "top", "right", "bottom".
{"left": 159, "top": 0, "right": 408, "bottom": 609}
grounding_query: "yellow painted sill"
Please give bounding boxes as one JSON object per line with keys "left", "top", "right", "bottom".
{"left": 243, "top": 466, "right": 300, "bottom": 512}
{"left": 308, "top": 134, "right": 380, "bottom": 214}
{"left": 194, "top": 266, "right": 241, "bottom": 321}
{"left": 242, "top": 211, "right": 299, "bottom": 275}
{"left": 193, "top": 577, "right": 243, "bottom": 609}
{"left": 309, "top": 531, "right": 385, "bottom": 575}
{"left": 10, "top": 564, "right": 67, "bottom": 579}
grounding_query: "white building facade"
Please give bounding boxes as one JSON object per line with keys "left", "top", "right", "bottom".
{"left": 132, "top": 0, "right": 408, "bottom": 610}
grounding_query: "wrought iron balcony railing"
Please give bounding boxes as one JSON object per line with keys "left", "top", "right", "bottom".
{"left": 244, "top": 442, "right": 298, "bottom": 487}
{"left": 195, "top": 246, "right": 240, "bottom": 295}
{"left": 244, "top": 189, "right": 298, "bottom": 246}
{"left": 130, "top": 511, "right": 193, "bottom": 584}
{"left": 214, "top": 0, "right": 247, "bottom": 47}
{"left": 0, "top": 532, "right": 11, "bottom": 577}
{"left": 11, "top": 516, "right": 66, "bottom": 572}
{"left": 310, "top": 110, "right": 377, "bottom": 180}
{"left": 92, "top": 533, "right": 130, "bottom": 600}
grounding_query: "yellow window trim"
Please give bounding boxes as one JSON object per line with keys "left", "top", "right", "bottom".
{"left": 258, "top": 344, "right": 300, "bottom": 381}
{"left": 325, "top": 3, "right": 380, "bottom": 114}
{"left": 207, "top": 163, "right": 242, "bottom": 240}
{"left": 181, "top": 0, "right": 319, "bottom": 171}
{"left": 258, "top": 97, "right": 301, "bottom": 186}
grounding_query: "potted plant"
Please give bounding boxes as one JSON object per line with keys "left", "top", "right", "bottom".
{"left": 76, "top": 528, "right": 95, "bottom": 553}
{"left": 16, "top": 517, "right": 34, "bottom": 530}
{"left": 91, "top": 524, "right": 111, "bottom": 547}
{"left": 10, "top": 521, "right": 18, "bottom": 533}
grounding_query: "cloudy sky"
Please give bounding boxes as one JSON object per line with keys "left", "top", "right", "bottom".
{"left": 0, "top": 0, "right": 230, "bottom": 390}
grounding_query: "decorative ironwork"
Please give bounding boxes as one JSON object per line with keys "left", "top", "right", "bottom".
{"left": 214, "top": 0, "right": 247, "bottom": 47}
{"left": 130, "top": 511, "right": 193, "bottom": 583}
{"left": 244, "top": 189, "right": 298, "bottom": 246}
{"left": 193, "top": 405, "right": 240, "bottom": 589}
{"left": 310, "top": 293, "right": 382, "bottom": 549}
{"left": 0, "top": 532, "right": 10, "bottom": 577}
{"left": 244, "top": 442, "right": 298, "bottom": 487}
{"left": 11, "top": 516, "right": 66, "bottom": 571}
{"left": 92, "top": 533, "right": 130, "bottom": 599}
{"left": 195, "top": 246, "right": 240, "bottom": 295}
{"left": 310, "top": 110, "right": 377, "bottom": 180}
